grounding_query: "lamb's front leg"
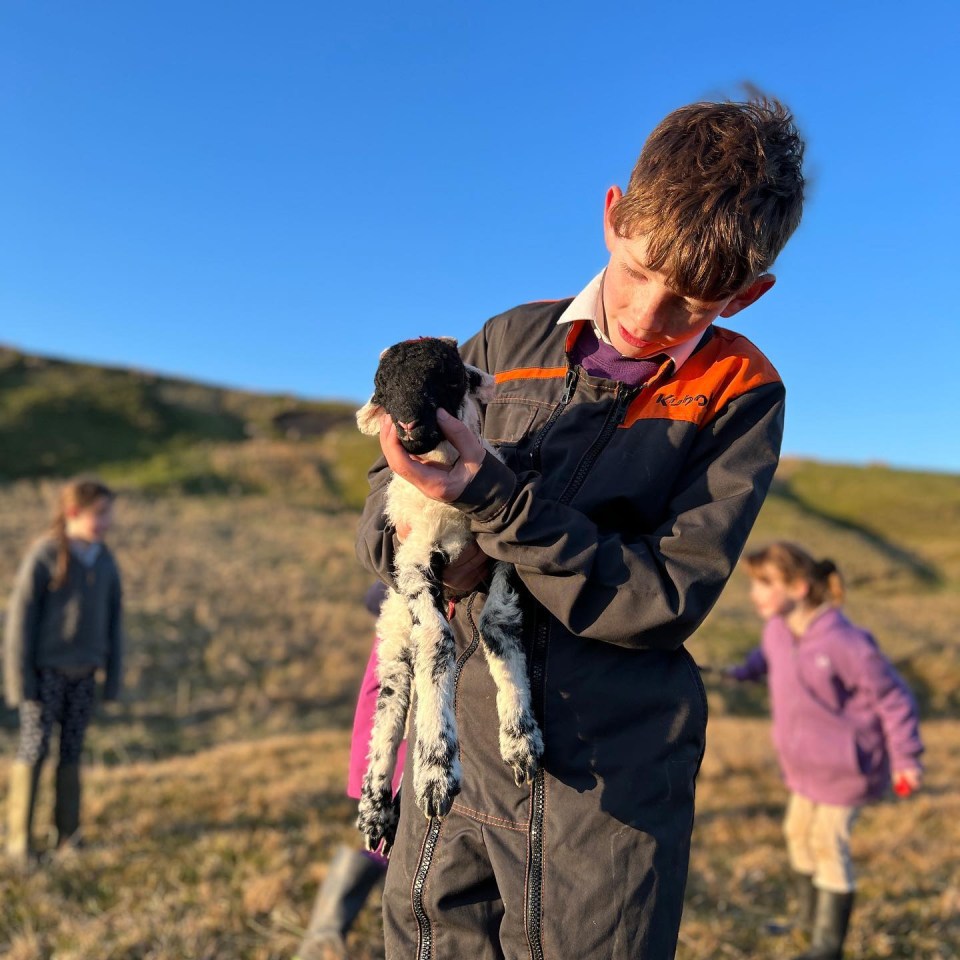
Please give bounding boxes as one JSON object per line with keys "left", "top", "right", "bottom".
{"left": 478, "top": 562, "right": 544, "bottom": 786}
{"left": 356, "top": 591, "right": 413, "bottom": 853}
{"left": 405, "top": 558, "right": 461, "bottom": 819}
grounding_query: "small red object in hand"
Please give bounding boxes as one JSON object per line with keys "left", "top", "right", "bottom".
{"left": 894, "top": 774, "right": 913, "bottom": 797}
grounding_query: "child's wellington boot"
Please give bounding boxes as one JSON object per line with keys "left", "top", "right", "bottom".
{"left": 293, "top": 845, "right": 387, "bottom": 960}
{"left": 5, "top": 760, "right": 42, "bottom": 869}
{"left": 794, "top": 889, "right": 854, "bottom": 960}
{"left": 793, "top": 870, "right": 817, "bottom": 931}
{"left": 54, "top": 764, "right": 82, "bottom": 851}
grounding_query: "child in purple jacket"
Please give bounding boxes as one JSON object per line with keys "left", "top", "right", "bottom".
{"left": 726, "top": 542, "right": 923, "bottom": 960}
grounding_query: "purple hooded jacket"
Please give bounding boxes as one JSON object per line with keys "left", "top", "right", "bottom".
{"left": 730, "top": 607, "right": 923, "bottom": 806}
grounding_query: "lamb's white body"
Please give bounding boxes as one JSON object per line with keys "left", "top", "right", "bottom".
{"left": 355, "top": 341, "right": 543, "bottom": 853}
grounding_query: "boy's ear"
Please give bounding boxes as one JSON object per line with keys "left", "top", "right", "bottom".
{"left": 356, "top": 397, "right": 385, "bottom": 435}
{"left": 602, "top": 185, "right": 624, "bottom": 253}
{"left": 720, "top": 274, "right": 776, "bottom": 318}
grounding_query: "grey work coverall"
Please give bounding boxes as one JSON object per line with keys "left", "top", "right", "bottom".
{"left": 357, "top": 299, "right": 785, "bottom": 959}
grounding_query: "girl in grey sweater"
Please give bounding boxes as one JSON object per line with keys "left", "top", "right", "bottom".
{"left": 4, "top": 477, "right": 123, "bottom": 867}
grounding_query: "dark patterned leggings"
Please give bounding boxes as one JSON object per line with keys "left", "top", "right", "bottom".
{"left": 16, "top": 668, "right": 96, "bottom": 766}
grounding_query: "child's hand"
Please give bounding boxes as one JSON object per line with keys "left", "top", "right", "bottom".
{"left": 893, "top": 768, "right": 922, "bottom": 797}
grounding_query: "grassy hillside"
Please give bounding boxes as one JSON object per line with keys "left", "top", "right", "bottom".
{"left": 0, "top": 346, "right": 378, "bottom": 508}
{"left": 1, "top": 347, "right": 959, "bottom": 958}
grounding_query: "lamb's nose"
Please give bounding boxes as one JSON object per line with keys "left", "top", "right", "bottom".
{"left": 397, "top": 419, "right": 418, "bottom": 434}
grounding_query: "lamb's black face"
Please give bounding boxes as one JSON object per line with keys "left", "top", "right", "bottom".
{"left": 372, "top": 339, "right": 468, "bottom": 455}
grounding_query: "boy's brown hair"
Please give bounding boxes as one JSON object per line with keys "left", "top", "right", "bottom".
{"left": 610, "top": 92, "right": 805, "bottom": 301}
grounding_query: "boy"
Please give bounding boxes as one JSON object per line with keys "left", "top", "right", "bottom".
{"left": 358, "top": 94, "right": 804, "bottom": 959}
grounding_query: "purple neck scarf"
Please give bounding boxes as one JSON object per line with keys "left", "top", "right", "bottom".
{"left": 569, "top": 323, "right": 664, "bottom": 387}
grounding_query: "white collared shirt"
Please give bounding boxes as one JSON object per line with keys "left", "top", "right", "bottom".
{"left": 556, "top": 271, "right": 703, "bottom": 374}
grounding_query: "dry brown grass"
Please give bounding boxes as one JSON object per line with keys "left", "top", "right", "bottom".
{"left": 1, "top": 463, "right": 958, "bottom": 959}
{"left": 1, "top": 721, "right": 956, "bottom": 959}
{"left": 0, "top": 482, "right": 375, "bottom": 762}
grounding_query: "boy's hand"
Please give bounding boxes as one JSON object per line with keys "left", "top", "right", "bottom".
{"left": 380, "top": 409, "right": 486, "bottom": 503}
{"left": 441, "top": 541, "right": 490, "bottom": 595}
{"left": 389, "top": 454, "right": 491, "bottom": 595}
{"left": 393, "top": 522, "right": 490, "bottom": 595}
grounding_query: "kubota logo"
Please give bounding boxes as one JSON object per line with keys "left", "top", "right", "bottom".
{"left": 655, "top": 392, "right": 710, "bottom": 408}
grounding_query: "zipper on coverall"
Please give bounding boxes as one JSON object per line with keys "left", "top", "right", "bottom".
{"left": 525, "top": 380, "right": 639, "bottom": 960}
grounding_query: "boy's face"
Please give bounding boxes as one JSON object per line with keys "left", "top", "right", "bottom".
{"left": 67, "top": 496, "right": 114, "bottom": 543}
{"left": 749, "top": 565, "right": 807, "bottom": 621}
{"left": 601, "top": 187, "right": 775, "bottom": 359}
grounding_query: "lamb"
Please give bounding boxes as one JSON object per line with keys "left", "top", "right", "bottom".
{"left": 354, "top": 337, "right": 544, "bottom": 853}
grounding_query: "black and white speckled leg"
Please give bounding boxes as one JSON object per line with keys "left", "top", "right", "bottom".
{"left": 356, "top": 591, "right": 412, "bottom": 853}
{"left": 406, "top": 563, "right": 461, "bottom": 820}
{"left": 478, "top": 562, "right": 544, "bottom": 786}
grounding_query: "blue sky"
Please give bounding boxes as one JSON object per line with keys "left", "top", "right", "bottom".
{"left": 2, "top": 1, "right": 958, "bottom": 472}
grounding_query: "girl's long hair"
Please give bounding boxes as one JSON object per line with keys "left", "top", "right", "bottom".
{"left": 743, "top": 541, "right": 845, "bottom": 607}
{"left": 50, "top": 477, "right": 115, "bottom": 590}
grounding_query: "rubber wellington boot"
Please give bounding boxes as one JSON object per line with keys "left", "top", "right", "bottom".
{"left": 54, "top": 764, "right": 82, "bottom": 851}
{"left": 294, "top": 845, "right": 387, "bottom": 960}
{"left": 5, "top": 760, "right": 42, "bottom": 869}
{"left": 793, "top": 889, "right": 854, "bottom": 960}
{"left": 793, "top": 870, "right": 817, "bottom": 931}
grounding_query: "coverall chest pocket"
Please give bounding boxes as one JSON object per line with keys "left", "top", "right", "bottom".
{"left": 483, "top": 397, "right": 552, "bottom": 468}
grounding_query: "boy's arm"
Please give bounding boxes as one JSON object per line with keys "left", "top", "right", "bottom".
{"left": 3, "top": 551, "right": 48, "bottom": 706}
{"left": 103, "top": 563, "right": 124, "bottom": 702}
{"left": 454, "top": 380, "right": 784, "bottom": 651}
{"left": 355, "top": 325, "right": 782, "bottom": 652}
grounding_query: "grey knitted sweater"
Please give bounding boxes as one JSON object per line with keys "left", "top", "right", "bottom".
{"left": 3, "top": 537, "right": 123, "bottom": 706}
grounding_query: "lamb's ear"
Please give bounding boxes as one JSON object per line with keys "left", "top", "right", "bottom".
{"left": 465, "top": 364, "right": 496, "bottom": 404}
{"left": 439, "top": 336, "right": 459, "bottom": 348}
{"left": 356, "top": 396, "right": 385, "bottom": 435}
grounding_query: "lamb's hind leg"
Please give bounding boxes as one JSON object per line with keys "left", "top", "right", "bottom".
{"left": 403, "top": 556, "right": 461, "bottom": 820}
{"left": 478, "top": 562, "right": 544, "bottom": 786}
{"left": 356, "top": 590, "right": 413, "bottom": 853}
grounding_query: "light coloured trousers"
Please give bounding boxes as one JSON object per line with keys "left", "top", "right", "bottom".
{"left": 783, "top": 792, "right": 859, "bottom": 893}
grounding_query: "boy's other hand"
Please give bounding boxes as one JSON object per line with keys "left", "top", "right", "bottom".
{"left": 380, "top": 409, "right": 486, "bottom": 503}
{"left": 441, "top": 541, "right": 490, "bottom": 595}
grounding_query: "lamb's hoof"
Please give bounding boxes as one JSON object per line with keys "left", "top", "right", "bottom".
{"left": 416, "top": 776, "right": 460, "bottom": 820}
{"left": 356, "top": 787, "right": 399, "bottom": 853}
{"left": 506, "top": 754, "right": 540, "bottom": 787}
{"left": 502, "top": 726, "right": 545, "bottom": 786}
